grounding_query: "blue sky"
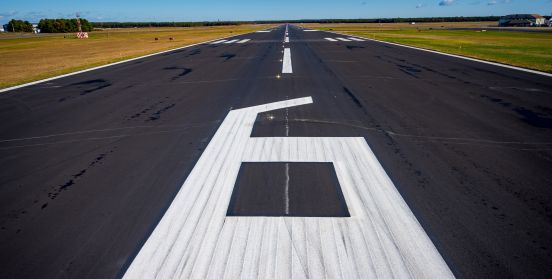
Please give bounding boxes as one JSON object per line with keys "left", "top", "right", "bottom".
{"left": 1, "top": 0, "right": 551, "bottom": 24}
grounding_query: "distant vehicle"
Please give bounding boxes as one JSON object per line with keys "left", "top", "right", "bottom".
{"left": 498, "top": 14, "right": 546, "bottom": 27}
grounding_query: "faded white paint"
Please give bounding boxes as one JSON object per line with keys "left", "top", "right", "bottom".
{"left": 124, "top": 97, "right": 454, "bottom": 279}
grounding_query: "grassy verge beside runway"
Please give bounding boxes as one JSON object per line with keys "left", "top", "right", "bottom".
{"left": 302, "top": 22, "right": 552, "bottom": 73}
{"left": 0, "top": 25, "right": 274, "bottom": 89}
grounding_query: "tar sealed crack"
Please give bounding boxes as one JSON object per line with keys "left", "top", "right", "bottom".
{"left": 58, "top": 79, "right": 112, "bottom": 102}
{"left": 44, "top": 150, "right": 114, "bottom": 205}
{"left": 220, "top": 53, "right": 236, "bottom": 61}
{"left": 148, "top": 104, "right": 176, "bottom": 121}
{"left": 343, "top": 87, "right": 363, "bottom": 109}
{"left": 164, "top": 66, "right": 192, "bottom": 80}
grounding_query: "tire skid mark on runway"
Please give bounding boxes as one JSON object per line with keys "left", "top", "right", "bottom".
{"left": 123, "top": 97, "right": 454, "bottom": 279}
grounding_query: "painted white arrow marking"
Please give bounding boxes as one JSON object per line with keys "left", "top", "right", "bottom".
{"left": 124, "top": 97, "right": 454, "bottom": 279}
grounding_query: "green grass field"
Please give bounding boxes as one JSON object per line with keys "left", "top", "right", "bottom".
{"left": 0, "top": 25, "right": 274, "bottom": 89}
{"left": 303, "top": 22, "right": 552, "bottom": 73}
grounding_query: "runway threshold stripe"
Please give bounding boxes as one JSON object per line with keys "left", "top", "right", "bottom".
{"left": 210, "top": 40, "right": 227, "bottom": 44}
{"left": 237, "top": 39, "right": 251, "bottom": 44}
{"left": 224, "top": 39, "right": 239, "bottom": 44}
{"left": 282, "top": 48, "right": 293, "bottom": 74}
{"left": 325, "top": 38, "right": 338, "bottom": 42}
{"left": 336, "top": 37, "right": 352, "bottom": 42}
{"left": 123, "top": 97, "right": 455, "bottom": 279}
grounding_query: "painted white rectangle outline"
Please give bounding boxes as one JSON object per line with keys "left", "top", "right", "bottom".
{"left": 323, "top": 30, "right": 552, "bottom": 78}
{"left": 123, "top": 97, "right": 455, "bottom": 279}
{"left": 282, "top": 48, "right": 293, "bottom": 74}
{"left": 0, "top": 30, "right": 261, "bottom": 93}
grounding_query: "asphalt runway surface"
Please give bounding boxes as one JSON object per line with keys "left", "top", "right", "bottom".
{"left": 1, "top": 24, "right": 551, "bottom": 278}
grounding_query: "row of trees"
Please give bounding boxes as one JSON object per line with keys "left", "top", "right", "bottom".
{"left": 37, "top": 18, "right": 92, "bottom": 33}
{"left": 4, "top": 19, "right": 34, "bottom": 32}
{"left": 257, "top": 16, "right": 503, "bottom": 24}
{"left": 92, "top": 21, "right": 240, "bottom": 28}
{"left": 92, "top": 16, "right": 503, "bottom": 28}
{"left": 4, "top": 16, "right": 507, "bottom": 32}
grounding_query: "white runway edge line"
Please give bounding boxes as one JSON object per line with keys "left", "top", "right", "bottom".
{"left": 0, "top": 31, "right": 258, "bottom": 93}
{"left": 324, "top": 30, "right": 552, "bottom": 78}
{"left": 282, "top": 48, "right": 293, "bottom": 74}
{"left": 123, "top": 97, "right": 455, "bottom": 279}
{"left": 325, "top": 37, "right": 338, "bottom": 42}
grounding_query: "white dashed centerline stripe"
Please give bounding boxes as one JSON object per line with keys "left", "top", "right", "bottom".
{"left": 336, "top": 37, "right": 352, "bottom": 42}
{"left": 284, "top": 37, "right": 289, "bottom": 43}
{"left": 123, "top": 97, "right": 455, "bottom": 279}
{"left": 237, "top": 39, "right": 251, "bottom": 44}
{"left": 325, "top": 38, "right": 338, "bottom": 42}
{"left": 282, "top": 48, "right": 293, "bottom": 74}
{"left": 224, "top": 39, "right": 239, "bottom": 44}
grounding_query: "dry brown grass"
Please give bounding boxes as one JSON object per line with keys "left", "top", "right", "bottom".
{"left": 0, "top": 24, "right": 274, "bottom": 89}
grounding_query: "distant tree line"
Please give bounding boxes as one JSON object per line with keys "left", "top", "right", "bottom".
{"left": 256, "top": 16, "right": 502, "bottom": 24}
{"left": 1, "top": 16, "right": 509, "bottom": 33}
{"left": 38, "top": 18, "right": 93, "bottom": 33}
{"left": 91, "top": 21, "right": 240, "bottom": 28}
{"left": 90, "top": 16, "right": 502, "bottom": 28}
{"left": 4, "top": 19, "right": 33, "bottom": 32}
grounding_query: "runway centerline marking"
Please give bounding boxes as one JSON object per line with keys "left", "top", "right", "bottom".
{"left": 282, "top": 48, "right": 293, "bottom": 74}
{"left": 124, "top": 97, "right": 454, "bottom": 279}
